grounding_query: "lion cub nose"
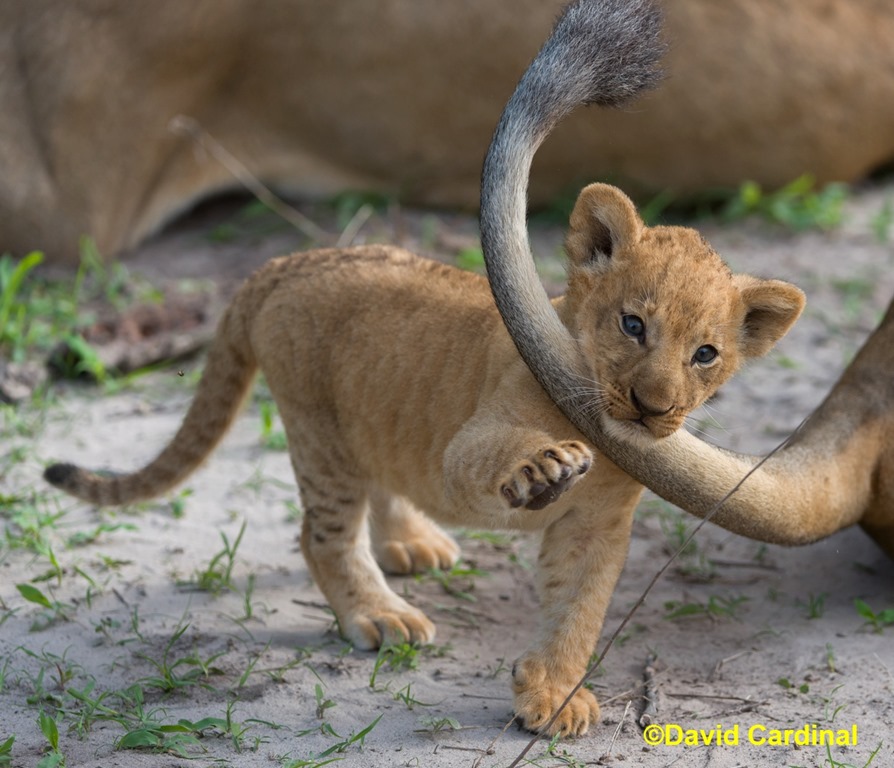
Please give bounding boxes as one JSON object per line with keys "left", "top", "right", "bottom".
{"left": 630, "top": 388, "right": 674, "bottom": 418}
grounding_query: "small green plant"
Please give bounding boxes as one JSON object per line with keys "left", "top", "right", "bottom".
{"left": 66, "top": 520, "right": 137, "bottom": 547}
{"left": 0, "top": 251, "right": 44, "bottom": 360}
{"left": 31, "top": 541, "right": 66, "bottom": 585}
{"left": 797, "top": 592, "right": 829, "bottom": 620}
{"left": 15, "top": 583, "right": 74, "bottom": 630}
{"left": 310, "top": 714, "right": 382, "bottom": 759}
{"left": 120, "top": 708, "right": 249, "bottom": 755}
{"left": 36, "top": 711, "right": 65, "bottom": 768}
{"left": 76, "top": 236, "right": 132, "bottom": 308}
{"left": 0, "top": 736, "right": 13, "bottom": 766}
{"left": 259, "top": 400, "right": 288, "bottom": 450}
{"left": 235, "top": 466, "right": 295, "bottom": 496}
{"left": 314, "top": 683, "right": 336, "bottom": 719}
{"left": 179, "top": 521, "right": 246, "bottom": 594}
{"left": 284, "top": 499, "right": 303, "bottom": 522}
{"left": 655, "top": 505, "right": 714, "bottom": 579}
{"left": 239, "top": 572, "right": 259, "bottom": 621}
{"left": 369, "top": 642, "right": 421, "bottom": 688}
{"left": 19, "top": 648, "right": 85, "bottom": 704}
{"left": 854, "top": 599, "right": 894, "bottom": 633}
{"left": 663, "top": 594, "right": 749, "bottom": 621}
{"left": 50, "top": 333, "right": 107, "bottom": 382}
{"left": 821, "top": 684, "right": 846, "bottom": 723}
{"left": 487, "top": 657, "right": 510, "bottom": 679}
{"left": 721, "top": 174, "right": 848, "bottom": 231}
{"left": 61, "top": 679, "right": 119, "bottom": 738}
{"left": 455, "top": 247, "right": 485, "bottom": 272}
{"left": 391, "top": 682, "right": 434, "bottom": 710}
{"left": 116, "top": 721, "right": 203, "bottom": 757}
{"left": 128, "top": 605, "right": 146, "bottom": 643}
{"left": 167, "top": 488, "right": 192, "bottom": 518}
{"left": 777, "top": 677, "right": 810, "bottom": 694}
{"left": 416, "top": 563, "right": 485, "bottom": 602}
{"left": 825, "top": 643, "right": 837, "bottom": 674}
{"left": 543, "top": 734, "right": 588, "bottom": 768}
{"left": 135, "top": 621, "right": 224, "bottom": 693}
{"left": 296, "top": 721, "right": 340, "bottom": 741}
{"left": 416, "top": 715, "right": 461, "bottom": 733}
{"left": 281, "top": 757, "right": 343, "bottom": 768}
{"left": 258, "top": 657, "right": 305, "bottom": 685}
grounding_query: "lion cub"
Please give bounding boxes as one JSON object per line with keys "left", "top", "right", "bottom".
{"left": 45, "top": 183, "right": 804, "bottom": 736}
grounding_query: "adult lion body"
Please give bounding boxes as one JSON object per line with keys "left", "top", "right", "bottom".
{"left": 3, "top": 0, "right": 894, "bottom": 262}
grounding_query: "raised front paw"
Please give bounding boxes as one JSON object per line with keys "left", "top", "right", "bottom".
{"left": 512, "top": 657, "right": 600, "bottom": 737}
{"left": 500, "top": 441, "right": 592, "bottom": 511}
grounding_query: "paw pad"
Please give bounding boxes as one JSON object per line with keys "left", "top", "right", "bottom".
{"left": 500, "top": 442, "right": 593, "bottom": 511}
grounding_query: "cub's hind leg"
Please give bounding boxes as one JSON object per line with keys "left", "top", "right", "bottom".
{"left": 294, "top": 466, "right": 435, "bottom": 650}
{"left": 369, "top": 490, "right": 460, "bottom": 575}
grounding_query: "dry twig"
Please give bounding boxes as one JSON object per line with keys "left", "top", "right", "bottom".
{"left": 169, "top": 115, "right": 332, "bottom": 244}
{"left": 603, "top": 699, "right": 631, "bottom": 761}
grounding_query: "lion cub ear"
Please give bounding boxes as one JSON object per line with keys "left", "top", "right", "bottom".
{"left": 733, "top": 275, "right": 806, "bottom": 358}
{"left": 565, "top": 183, "right": 643, "bottom": 269}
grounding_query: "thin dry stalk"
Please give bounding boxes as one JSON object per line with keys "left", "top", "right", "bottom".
{"left": 169, "top": 115, "right": 332, "bottom": 244}
{"left": 604, "top": 699, "right": 631, "bottom": 759}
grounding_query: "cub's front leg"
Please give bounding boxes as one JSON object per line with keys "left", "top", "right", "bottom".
{"left": 444, "top": 406, "right": 641, "bottom": 736}
{"left": 444, "top": 415, "right": 593, "bottom": 527}
{"left": 511, "top": 493, "right": 639, "bottom": 736}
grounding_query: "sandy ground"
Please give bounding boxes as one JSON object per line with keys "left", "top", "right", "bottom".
{"left": 2, "top": 182, "right": 894, "bottom": 768}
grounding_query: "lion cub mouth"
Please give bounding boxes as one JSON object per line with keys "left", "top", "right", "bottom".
{"left": 603, "top": 403, "right": 681, "bottom": 441}
{"left": 633, "top": 416, "right": 680, "bottom": 440}
{"left": 630, "top": 416, "right": 678, "bottom": 440}
{"left": 597, "top": 388, "right": 682, "bottom": 440}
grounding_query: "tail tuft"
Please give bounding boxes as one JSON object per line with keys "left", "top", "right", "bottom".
{"left": 480, "top": 0, "right": 668, "bottom": 440}
{"left": 44, "top": 462, "right": 79, "bottom": 489}
{"left": 546, "top": 0, "right": 666, "bottom": 110}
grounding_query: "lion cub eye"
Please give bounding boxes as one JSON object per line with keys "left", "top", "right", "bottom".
{"left": 692, "top": 345, "right": 718, "bottom": 365}
{"left": 620, "top": 314, "right": 645, "bottom": 341}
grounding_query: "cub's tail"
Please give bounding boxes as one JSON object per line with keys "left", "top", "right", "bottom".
{"left": 44, "top": 304, "right": 257, "bottom": 506}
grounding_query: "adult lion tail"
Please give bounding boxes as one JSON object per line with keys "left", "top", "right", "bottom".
{"left": 481, "top": 0, "right": 665, "bottom": 394}
{"left": 44, "top": 303, "right": 257, "bottom": 506}
{"left": 480, "top": 0, "right": 894, "bottom": 559}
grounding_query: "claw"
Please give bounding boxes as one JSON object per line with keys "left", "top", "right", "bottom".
{"left": 500, "top": 442, "right": 593, "bottom": 511}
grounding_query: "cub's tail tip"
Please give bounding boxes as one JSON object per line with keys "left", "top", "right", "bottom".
{"left": 44, "top": 462, "right": 79, "bottom": 489}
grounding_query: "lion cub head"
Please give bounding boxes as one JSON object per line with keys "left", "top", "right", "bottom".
{"left": 559, "top": 183, "right": 805, "bottom": 441}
